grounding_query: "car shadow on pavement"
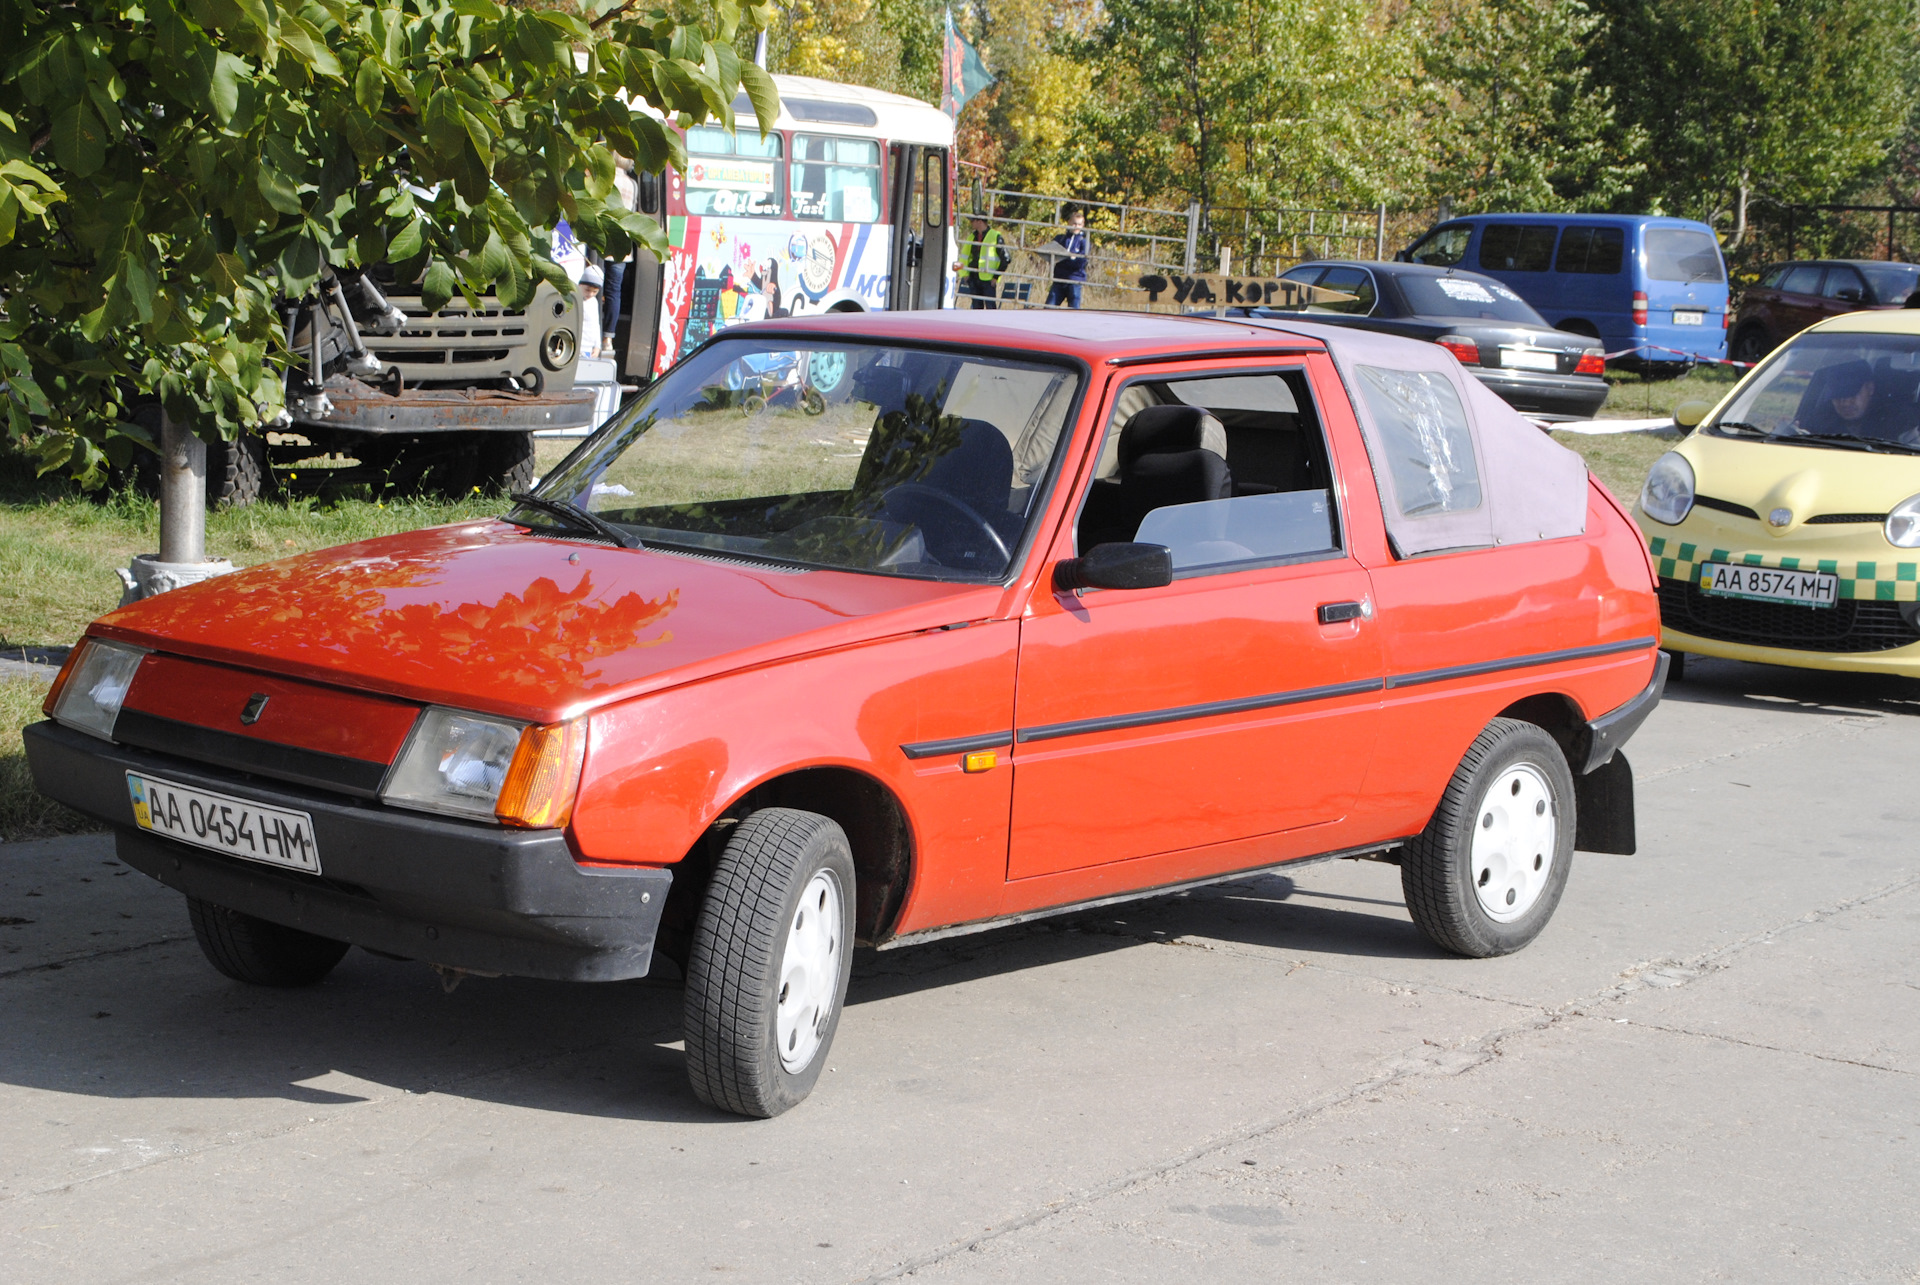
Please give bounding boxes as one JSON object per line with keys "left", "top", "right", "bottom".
{"left": 1661, "top": 653, "right": 1920, "bottom": 718}
{"left": 2, "top": 855, "right": 1429, "bottom": 1123}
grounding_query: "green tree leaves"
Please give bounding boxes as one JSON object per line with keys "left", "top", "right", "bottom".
{"left": 0, "top": 0, "right": 776, "bottom": 485}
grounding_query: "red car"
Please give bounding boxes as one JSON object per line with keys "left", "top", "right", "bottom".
{"left": 1731, "top": 259, "right": 1920, "bottom": 363}
{"left": 29, "top": 312, "right": 1663, "bottom": 1117}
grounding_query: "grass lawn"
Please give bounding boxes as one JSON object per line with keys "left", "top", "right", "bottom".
{"left": 1597, "top": 362, "right": 1742, "bottom": 419}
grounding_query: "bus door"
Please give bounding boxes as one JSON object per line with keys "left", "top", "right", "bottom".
{"left": 888, "top": 144, "right": 950, "bottom": 311}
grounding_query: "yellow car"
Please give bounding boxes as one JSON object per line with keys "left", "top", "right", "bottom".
{"left": 1633, "top": 307, "right": 1920, "bottom": 677}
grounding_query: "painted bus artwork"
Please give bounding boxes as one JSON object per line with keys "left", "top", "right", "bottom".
{"left": 630, "top": 76, "right": 957, "bottom": 383}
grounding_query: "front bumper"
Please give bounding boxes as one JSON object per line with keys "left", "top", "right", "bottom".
{"left": 24, "top": 721, "right": 669, "bottom": 981}
{"left": 1469, "top": 369, "right": 1610, "bottom": 419}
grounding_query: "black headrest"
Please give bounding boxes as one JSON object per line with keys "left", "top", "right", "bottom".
{"left": 1118, "top": 404, "right": 1228, "bottom": 471}
{"left": 923, "top": 418, "right": 1014, "bottom": 511}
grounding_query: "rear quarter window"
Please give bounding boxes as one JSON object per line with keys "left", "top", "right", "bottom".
{"left": 1644, "top": 229, "right": 1725, "bottom": 284}
{"left": 1354, "top": 366, "right": 1482, "bottom": 517}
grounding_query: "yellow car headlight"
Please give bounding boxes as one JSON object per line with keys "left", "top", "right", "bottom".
{"left": 1886, "top": 493, "right": 1920, "bottom": 548}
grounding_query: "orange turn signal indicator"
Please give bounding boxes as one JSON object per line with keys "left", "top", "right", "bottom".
{"left": 962, "top": 750, "right": 998, "bottom": 773}
{"left": 42, "top": 641, "right": 87, "bottom": 718}
{"left": 496, "top": 717, "right": 588, "bottom": 828}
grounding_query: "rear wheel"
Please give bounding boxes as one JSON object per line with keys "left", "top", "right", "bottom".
{"left": 1731, "top": 324, "right": 1771, "bottom": 365}
{"left": 187, "top": 897, "right": 349, "bottom": 987}
{"left": 683, "top": 808, "right": 855, "bottom": 1118}
{"left": 1401, "top": 718, "right": 1575, "bottom": 958}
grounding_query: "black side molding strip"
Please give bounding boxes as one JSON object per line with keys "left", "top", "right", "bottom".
{"left": 900, "top": 731, "right": 1014, "bottom": 760}
{"left": 110, "top": 711, "right": 392, "bottom": 797}
{"left": 1017, "top": 678, "right": 1384, "bottom": 744}
{"left": 1386, "top": 636, "right": 1658, "bottom": 690}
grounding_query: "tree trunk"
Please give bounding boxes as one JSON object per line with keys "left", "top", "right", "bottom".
{"left": 1725, "top": 172, "right": 1750, "bottom": 253}
{"left": 158, "top": 410, "right": 206, "bottom": 565}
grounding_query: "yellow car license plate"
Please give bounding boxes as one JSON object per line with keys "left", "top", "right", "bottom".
{"left": 1699, "top": 562, "right": 1837, "bottom": 609}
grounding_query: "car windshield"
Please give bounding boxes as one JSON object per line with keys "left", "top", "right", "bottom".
{"left": 1394, "top": 272, "right": 1545, "bottom": 324}
{"left": 1707, "top": 332, "right": 1920, "bottom": 451}
{"left": 519, "top": 340, "right": 1081, "bottom": 580}
{"left": 1859, "top": 262, "right": 1920, "bottom": 305}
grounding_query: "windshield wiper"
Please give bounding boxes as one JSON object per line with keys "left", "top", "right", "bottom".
{"left": 508, "top": 494, "right": 643, "bottom": 549}
{"left": 1710, "top": 420, "right": 1772, "bottom": 436}
{"left": 1769, "top": 431, "right": 1920, "bottom": 455}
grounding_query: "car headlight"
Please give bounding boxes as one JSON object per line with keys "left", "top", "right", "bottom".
{"left": 1639, "top": 451, "right": 1696, "bottom": 526}
{"left": 1887, "top": 494, "right": 1920, "bottom": 548}
{"left": 47, "top": 639, "right": 147, "bottom": 741}
{"left": 382, "top": 707, "right": 587, "bottom": 827}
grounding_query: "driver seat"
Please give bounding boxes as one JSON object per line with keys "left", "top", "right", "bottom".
{"left": 878, "top": 418, "right": 1016, "bottom": 565}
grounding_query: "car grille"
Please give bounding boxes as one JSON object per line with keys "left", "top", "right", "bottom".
{"left": 1658, "top": 578, "right": 1920, "bottom": 652}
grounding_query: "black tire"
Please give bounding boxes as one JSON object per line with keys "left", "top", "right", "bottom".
{"left": 187, "top": 896, "right": 350, "bottom": 987}
{"left": 207, "top": 433, "right": 272, "bottom": 507}
{"left": 1401, "top": 718, "right": 1575, "bottom": 958}
{"left": 1731, "top": 324, "right": 1771, "bottom": 365}
{"left": 423, "top": 431, "right": 536, "bottom": 499}
{"left": 683, "top": 808, "right": 855, "bottom": 1118}
{"left": 111, "top": 404, "right": 272, "bottom": 508}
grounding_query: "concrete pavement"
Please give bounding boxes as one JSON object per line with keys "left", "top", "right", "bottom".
{"left": 2, "top": 654, "right": 1915, "bottom": 1282}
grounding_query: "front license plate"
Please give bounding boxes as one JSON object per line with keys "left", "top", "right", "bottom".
{"left": 1699, "top": 562, "right": 1837, "bottom": 609}
{"left": 1501, "top": 347, "right": 1559, "bottom": 371}
{"left": 126, "top": 772, "right": 321, "bottom": 873}
{"left": 1673, "top": 309, "right": 1705, "bottom": 326}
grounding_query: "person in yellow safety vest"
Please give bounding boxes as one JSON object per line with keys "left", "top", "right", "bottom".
{"left": 962, "top": 215, "right": 1009, "bottom": 309}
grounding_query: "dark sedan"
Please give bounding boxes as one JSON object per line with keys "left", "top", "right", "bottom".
{"left": 1230, "top": 260, "right": 1610, "bottom": 420}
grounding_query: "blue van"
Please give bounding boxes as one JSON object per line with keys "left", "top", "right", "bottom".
{"left": 1399, "top": 214, "right": 1728, "bottom": 370}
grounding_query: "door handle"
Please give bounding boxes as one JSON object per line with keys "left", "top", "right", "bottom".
{"left": 1318, "top": 600, "right": 1370, "bottom": 624}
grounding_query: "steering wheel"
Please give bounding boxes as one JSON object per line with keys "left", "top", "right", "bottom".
{"left": 883, "top": 483, "right": 1012, "bottom": 567}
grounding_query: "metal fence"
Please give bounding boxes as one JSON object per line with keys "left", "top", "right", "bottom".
{"left": 957, "top": 181, "right": 1439, "bottom": 311}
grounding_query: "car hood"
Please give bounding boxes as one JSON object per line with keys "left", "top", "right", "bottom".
{"left": 92, "top": 522, "right": 1004, "bottom": 723}
{"left": 1679, "top": 430, "right": 1920, "bottom": 523}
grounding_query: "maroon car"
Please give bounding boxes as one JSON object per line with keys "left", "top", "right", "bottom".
{"left": 1731, "top": 259, "right": 1920, "bottom": 363}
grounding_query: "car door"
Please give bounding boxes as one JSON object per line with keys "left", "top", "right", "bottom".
{"left": 1820, "top": 265, "right": 1869, "bottom": 322}
{"left": 1774, "top": 264, "right": 1828, "bottom": 338}
{"left": 1006, "top": 363, "right": 1383, "bottom": 881}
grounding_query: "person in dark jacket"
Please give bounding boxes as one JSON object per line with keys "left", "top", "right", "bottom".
{"left": 1044, "top": 208, "right": 1088, "bottom": 309}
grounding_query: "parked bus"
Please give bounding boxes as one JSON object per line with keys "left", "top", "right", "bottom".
{"left": 616, "top": 75, "right": 956, "bottom": 382}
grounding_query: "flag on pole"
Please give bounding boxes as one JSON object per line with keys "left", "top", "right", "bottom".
{"left": 941, "top": 8, "right": 995, "bottom": 120}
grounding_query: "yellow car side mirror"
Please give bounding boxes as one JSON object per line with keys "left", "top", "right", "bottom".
{"left": 1673, "top": 399, "right": 1713, "bottom": 430}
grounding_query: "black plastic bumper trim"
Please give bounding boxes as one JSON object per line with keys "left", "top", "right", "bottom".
{"left": 112, "top": 709, "right": 392, "bottom": 797}
{"left": 23, "top": 721, "right": 668, "bottom": 982}
{"left": 1576, "top": 649, "right": 1669, "bottom": 774}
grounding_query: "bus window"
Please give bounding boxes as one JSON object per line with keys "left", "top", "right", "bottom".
{"left": 791, "top": 135, "right": 883, "bottom": 223}
{"left": 685, "top": 126, "right": 782, "bottom": 217}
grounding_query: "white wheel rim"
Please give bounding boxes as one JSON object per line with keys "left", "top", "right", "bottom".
{"left": 776, "top": 868, "right": 844, "bottom": 1073}
{"left": 1470, "top": 763, "right": 1557, "bottom": 923}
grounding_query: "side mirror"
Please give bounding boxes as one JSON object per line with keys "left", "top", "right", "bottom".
{"left": 1054, "top": 542, "right": 1173, "bottom": 593}
{"left": 1393, "top": 250, "right": 1411, "bottom": 263}
{"left": 1836, "top": 288, "right": 1862, "bottom": 303}
{"left": 1673, "top": 399, "right": 1714, "bottom": 430}
{"left": 637, "top": 171, "right": 661, "bottom": 215}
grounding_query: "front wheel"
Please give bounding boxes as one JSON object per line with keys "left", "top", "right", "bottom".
{"left": 187, "top": 897, "right": 350, "bottom": 986}
{"left": 683, "top": 808, "right": 855, "bottom": 1118}
{"left": 1400, "top": 718, "right": 1575, "bottom": 958}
